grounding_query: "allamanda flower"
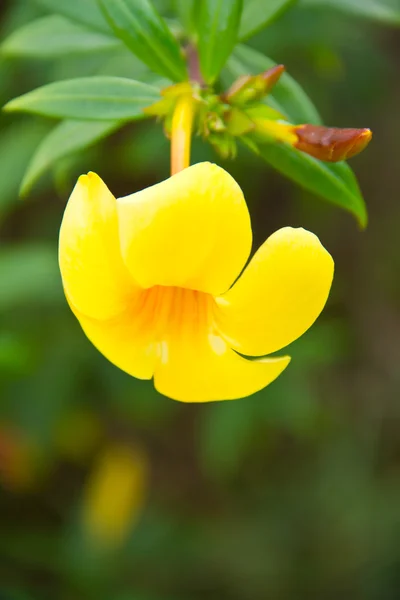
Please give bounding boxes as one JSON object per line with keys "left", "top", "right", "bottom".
{"left": 59, "top": 161, "right": 334, "bottom": 402}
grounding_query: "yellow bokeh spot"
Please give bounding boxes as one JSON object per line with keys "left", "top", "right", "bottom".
{"left": 82, "top": 444, "right": 148, "bottom": 549}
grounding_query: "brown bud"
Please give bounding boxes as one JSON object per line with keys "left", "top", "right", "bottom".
{"left": 223, "top": 65, "right": 285, "bottom": 106}
{"left": 294, "top": 124, "right": 372, "bottom": 162}
{"left": 261, "top": 65, "right": 285, "bottom": 94}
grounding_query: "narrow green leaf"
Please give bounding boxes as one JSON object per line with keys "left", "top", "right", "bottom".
{"left": 1, "top": 15, "right": 119, "bottom": 58}
{"left": 4, "top": 77, "right": 160, "bottom": 121}
{"left": 98, "top": 0, "right": 187, "bottom": 82}
{"left": 239, "top": 0, "right": 297, "bottom": 40}
{"left": 0, "top": 121, "right": 50, "bottom": 219}
{"left": 174, "top": 0, "right": 196, "bottom": 34}
{"left": 300, "top": 0, "right": 400, "bottom": 27}
{"left": 225, "top": 44, "right": 321, "bottom": 124}
{"left": 21, "top": 120, "right": 121, "bottom": 196}
{"left": 33, "top": 0, "right": 110, "bottom": 33}
{"left": 248, "top": 140, "right": 367, "bottom": 226}
{"left": 197, "top": 0, "right": 244, "bottom": 84}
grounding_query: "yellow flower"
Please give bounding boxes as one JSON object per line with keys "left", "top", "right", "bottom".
{"left": 59, "top": 162, "right": 334, "bottom": 402}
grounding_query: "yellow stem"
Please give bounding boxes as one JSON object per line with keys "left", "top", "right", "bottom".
{"left": 170, "top": 93, "right": 194, "bottom": 175}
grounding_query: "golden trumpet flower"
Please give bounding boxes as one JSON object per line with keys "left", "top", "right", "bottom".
{"left": 59, "top": 161, "right": 334, "bottom": 402}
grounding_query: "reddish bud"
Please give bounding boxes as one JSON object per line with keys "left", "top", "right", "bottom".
{"left": 223, "top": 65, "right": 285, "bottom": 106}
{"left": 261, "top": 65, "right": 285, "bottom": 94}
{"left": 294, "top": 124, "right": 372, "bottom": 162}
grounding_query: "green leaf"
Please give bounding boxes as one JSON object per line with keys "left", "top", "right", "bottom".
{"left": 98, "top": 0, "right": 187, "bottom": 82}
{"left": 1, "top": 15, "right": 120, "bottom": 58}
{"left": 4, "top": 77, "right": 160, "bottom": 120}
{"left": 174, "top": 0, "right": 196, "bottom": 34}
{"left": 21, "top": 119, "right": 121, "bottom": 196}
{"left": 0, "top": 120, "right": 50, "bottom": 220}
{"left": 197, "top": 0, "right": 243, "bottom": 84}
{"left": 33, "top": 0, "right": 110, "bottom": 33}
{"left": 239, "top": 0, "right": 297, "bottom": 40}
{"left": 247, "top": 140, "right": 367, "bottom": 226}
{"left": 225, "top": 44, "right": 321, "bottom": 124}
{"left": 300, "top": 0, "right": 400, "bottom": 27}
{"left": 0, "top": 245, "right": 62, "bottom": 311}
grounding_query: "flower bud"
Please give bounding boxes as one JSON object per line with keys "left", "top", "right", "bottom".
{"left": 260, "top": 65, "right": 286, "bottom": 94}
{"left": 224, "top": 65, "right": 285, "bottom": 106}
{"left": 294, "top": 124, "right": 372, "bottom": 162}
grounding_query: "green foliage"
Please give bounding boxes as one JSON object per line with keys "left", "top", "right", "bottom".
{"left": 224, "top": 44, "right": 367, "bottom": 225}
{"left": 98, "top": 0, "right": 188, "bottom": 82}
{"left": 197, "top": 0, "right": 243, "bottom": 84}
{"left": 0, "top": 1, "right": 399, "bottom": 598}
{"left": 199, "top": 399, "right": 257, "bottom": 480}
{"left": 4, "top": 77, "right": 161, "bottom": 120}
{"left": 0, "top": 120, "right": 50, "bottom": 218}
{"left": 20, "top": 120, "right": 121, "bottom": 195}
{"left": 0, "top": 244, "right": 62, "bottom": 311}
{"left": 174, "top": 0, "right": 196, "bottom": 34}
{"left": 0, "top": 331, "right": 32, "bottom": 375}
{"left": 300, "top": 0, "right": 400, "bottom": 26}
{"left": 1, "top": 15, "right": 120, "bottom": 57}
{"left": 1, "top": 0, "right": 375, "bottom": 225}
{"left": 33, "top": 0, "right": 110, "bottom": 32}
{"left": 225, "top": 44, "right": 322, "bottom": 124}
{"left": 239, "top": 0, "right": 296, "bottom": 40}
{"left": 252, "top": 142, "right": 368, "bottom": 227}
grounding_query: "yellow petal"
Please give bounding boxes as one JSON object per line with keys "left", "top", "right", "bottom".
{"left": 72, "top": 285, "right": 289, "bottom": 401}
{"left": 59, "top": 172, "right": 138, "bottom": 320}
{"left": 154, "top": 292, "right": 290, "bottom": 401}
{"left": 215, "top": 227, "right": 334, "bottom": 356}
{"left": 116, "top": 162, "right": 252, "bottom": 295}
{"left": 71, "top": 303, "right": 157, "bottom": 380}
{"left": 155, "top": 340, "right": 289, "bottom": 402}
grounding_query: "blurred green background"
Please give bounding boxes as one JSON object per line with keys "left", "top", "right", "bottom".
{"left": 1, "top": 1, "right": 400, "bottom": 599}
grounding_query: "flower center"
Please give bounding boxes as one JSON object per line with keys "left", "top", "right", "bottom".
{"left": 134, "top": 285, "right": 215, "bottom": 342}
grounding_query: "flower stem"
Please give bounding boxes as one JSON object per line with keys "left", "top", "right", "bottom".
{"left": 186, "top": 44, "right": 204, "bottom": 85}
{"left": 170, "top": 93, "right": 194, "bottom": 175}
